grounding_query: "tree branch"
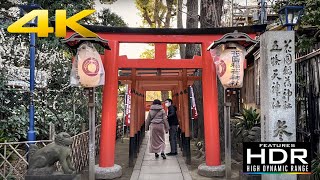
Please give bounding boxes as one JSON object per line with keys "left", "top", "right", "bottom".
{"left": 143, "top": 8, "right": 153, "bottom": 26}
{"left": 165, "top": 0, "right": 174, "bottom": 28}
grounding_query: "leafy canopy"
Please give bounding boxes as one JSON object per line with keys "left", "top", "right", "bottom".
{"left": 274, "top": 0, "right": 320, "bottom": 52}
{"left": 0, "top": 0, "right": 127, "bottom": 141}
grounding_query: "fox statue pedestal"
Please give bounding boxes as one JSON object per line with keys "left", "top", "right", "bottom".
{"left": 25, "top": 174, "right": 81, "bottom": 180}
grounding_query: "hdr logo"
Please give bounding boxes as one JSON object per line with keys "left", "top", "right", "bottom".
{"left": 7, "top": 10, "right": 97, "bottom": 37}
{"left": 243, "top": 142, "right": 311, "bottom": 174}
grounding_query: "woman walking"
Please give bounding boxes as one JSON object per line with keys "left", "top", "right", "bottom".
{"left": 146, "top": 99, "right": 169, "bottom": 159}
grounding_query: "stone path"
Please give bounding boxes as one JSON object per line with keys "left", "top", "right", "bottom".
{"left": 130, "top": 132, "right": 192, "bottom": 180}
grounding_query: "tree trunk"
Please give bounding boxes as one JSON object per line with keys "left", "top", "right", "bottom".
{"left": 154, "top": 0, "right": 160, "bottom": 28}
{"left": 185, "top": 0, "right": 200, "bottom": 139}
{"left": 199, "top": 0, "right": 225, "bottom": 155}
{"left": 200, "top": 0, "right": 224, "bottom": 27}
{"left": 165, "top": 0, "right": 174, "bottom": 28}
{"left": 185, "top": 0, "right": 199, "bottom": 59}
{"left": 177, "top": 0, "right": 185, "bottom": 58}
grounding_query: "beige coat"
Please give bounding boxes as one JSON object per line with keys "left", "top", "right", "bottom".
{"left": 145, "top": 104, "right": 169, "bottom": 132}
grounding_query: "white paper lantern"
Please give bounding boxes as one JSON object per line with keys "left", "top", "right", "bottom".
{"left": 210, "top": 42, "right": 246, "bottom": 89}
{"left": 70, "top": 42, "right": 105, "bottom": 87}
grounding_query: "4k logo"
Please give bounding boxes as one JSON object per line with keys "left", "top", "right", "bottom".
{"left": 7, "top": 10, "right": 97, "bottom": 37}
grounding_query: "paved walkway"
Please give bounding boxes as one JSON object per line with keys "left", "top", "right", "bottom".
{"left": 130, "top": 132, "right": 192, "bottom": 180}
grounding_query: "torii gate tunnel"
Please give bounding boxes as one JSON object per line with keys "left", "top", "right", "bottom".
{"left": 65, "top": 25, "right": 265, "bottom": 169}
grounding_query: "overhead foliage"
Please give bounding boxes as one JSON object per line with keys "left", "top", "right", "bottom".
{"left": 0, "top": 0, "right": 127, "bottom": 141}
{"left": 98, "top": 8, "right": 127, "bottom": 27}
{"left": 146, "top": 91, "right": 163, "bottom": 102}
{"left": 274, "top": 0, "right": 320, "bottom": 28}
{"left": 135, "top": 0, "right": 177, "bottom": 28}
{"left": 274, "top": 0, "right": 320, "bottom": 52}
{"left": 99, "top": 0, "right": 118, "bottom": 4}
{"left": 139, "top": 44, "right": 179, "bottom": 59}
{"left": 135, "top": 0, "right": 179, "bottom": 60}
{"left": 135, "top": 0, "right": 179, "bottom": 101}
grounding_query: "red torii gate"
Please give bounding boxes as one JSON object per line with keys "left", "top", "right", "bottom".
{"left": 65, "top": 24, "right": 265, "bottom": 177}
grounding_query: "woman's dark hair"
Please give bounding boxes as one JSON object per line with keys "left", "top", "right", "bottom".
{"left": 152, "top": 99, "right": 162, "bottom": 105}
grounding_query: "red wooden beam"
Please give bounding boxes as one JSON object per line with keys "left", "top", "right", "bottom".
{"left": 118, "top": 76, "right": 201, "bottom": 81}
{"left": 142, "top": 86, "right": 177, "bottom": 91}
{"left": 118, "top": 55, "right": 202, "bottom": 68}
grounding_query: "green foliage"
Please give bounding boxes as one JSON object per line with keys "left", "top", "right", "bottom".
{"left": 98, "top": 8, "right": 127, "bottom": 27}
{"left": 274, "top": 0, "right": 320, "bottom": 28}
{"left": 140, "top": 45, "right": 155, "bottom": 59}
{"left": 135, "top": 0, "right": 179, "bottom": 60}
{"left": 146, "top": 91, "right": 162, "bottom": 101}
{"left": 297, "top": 34, "right": 316, "bottom": 52}
{"left": 100, "top": 0, "right": 118, "bottom": 4}
{"left": 0, "top": 0, "right": 127, "bottom": 141}
{"left": 135, "top": 0, "right": 177, "bottom": 28}
{"left": 312, "top": 153, "right": 320, "bottom": 179}
{"left": 236, "top": 107, "right": 260, "bottom": 136}
{"left": 139, "top": 43, "right": 179, "bottom": 59}
{"left": 167, "top": 44, "right": 179, "bottom": 58}
{"left": 117, "top": 85, "right": 126, "bottom": 119}
{"left": 274, "top": 0, "right": 320, "bottom": 52}
{"left": 0, "top": 130, "right": 8, "bottom": 143}
{"left": 4, "top": 106, "right": 28, "bottom": 142}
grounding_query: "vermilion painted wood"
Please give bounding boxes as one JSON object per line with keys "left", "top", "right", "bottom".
{"left": 178, "top": 81, "right": 185, "bottom": 134}
{"left": 155, "top": 43, "right": 167, "bottom": 60}
{"left": 99, "top": 41, "right": 119, "bottom": 167}
{"left": 202, "top": 42, "right": 221, "bottom": 166}
{"left": 136, "top": 82, "right": 141, "bottom": 133}
{"left": 142, "top": 86, "right": 177, "bottom": 91}
{"left": 64, "top": 30, "right": 259, "bottom": 168}
{"left": 66, "top": 31, "right": 255, "bottom": 69}
{"left": 118, "top": 76, "right": 201, "bottom": 81}
{"left": 182, "top": 69, "right": 190, "bottom": 138}
{"left": 118, "top": 56, "right": 203, "bottom": 68}
{"left": 129, "top": 69, "right": 137, "bottom": 137}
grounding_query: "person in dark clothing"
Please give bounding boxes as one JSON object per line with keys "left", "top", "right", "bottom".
{"left": 165, "top": 99, "right": 179, "bottom": 156}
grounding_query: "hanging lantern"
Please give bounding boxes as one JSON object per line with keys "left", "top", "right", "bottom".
{"left": 210, "top": 42, "right": 246, "bottom": 88}
{"left": 207, "top": 31, "right": 258, "bottom": 89}
{"left": 70, "top": 42, "right": 105, "bottom": 87}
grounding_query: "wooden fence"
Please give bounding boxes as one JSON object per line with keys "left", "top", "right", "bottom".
{"left": 0, "top": 125, "right": 101, "bottom": 180}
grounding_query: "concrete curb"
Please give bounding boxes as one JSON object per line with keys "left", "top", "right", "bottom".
{"left": 177, "top": 154, "right": 193, "bottom": 180}
{"left": 130, "top": 133, "right": 148, "bottom": 180}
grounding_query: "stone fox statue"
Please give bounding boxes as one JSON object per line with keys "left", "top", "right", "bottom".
{"left": 27, "top": 132, "right": 76, "bottom": 175}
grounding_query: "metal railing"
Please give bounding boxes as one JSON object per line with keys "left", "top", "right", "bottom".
{"left": 0, "top": 125, "right": 101, "bottom": 180}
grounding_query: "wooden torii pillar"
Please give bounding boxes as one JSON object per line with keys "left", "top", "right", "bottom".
{"left": 182, "top": 69, "right": 191, "bottom": 164}
{"left": 129, "top": 69, "right": 137, "bottom": 166}
{"left": 99, "top": 41, "right": 119, "bottom": 167}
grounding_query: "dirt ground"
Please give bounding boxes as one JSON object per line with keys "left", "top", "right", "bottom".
{"left": 114, "top": 138, "right": 133, "bottom": 180}
{"left": 81, "top": 137, "right": 133, "bottom": 180}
